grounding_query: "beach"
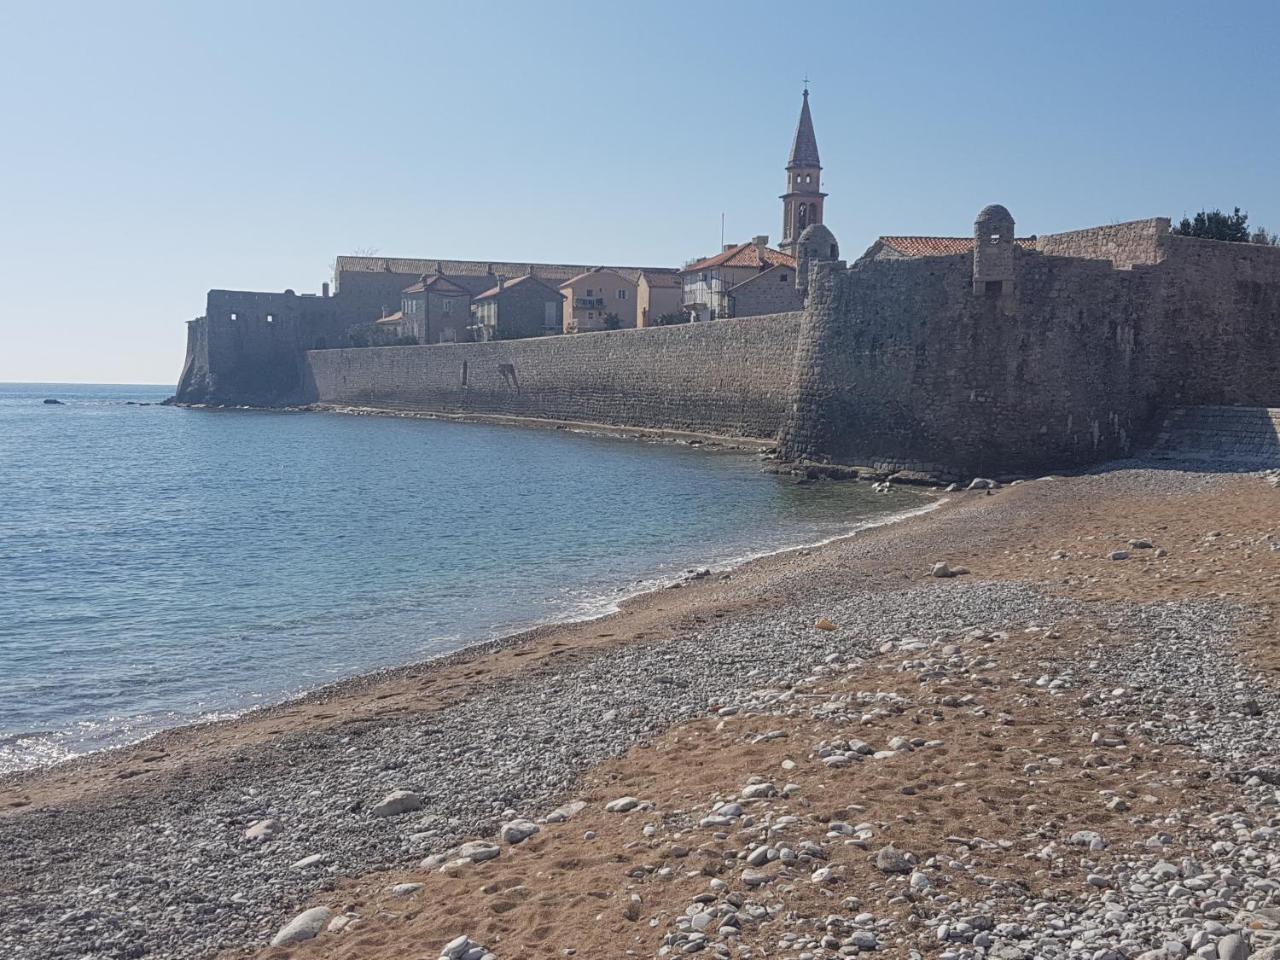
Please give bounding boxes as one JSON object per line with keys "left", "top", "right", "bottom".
{"left": 3, "top": 460, "right": 1279, "bottom": 960}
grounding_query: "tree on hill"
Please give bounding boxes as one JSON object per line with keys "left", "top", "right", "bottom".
{"left": 1171, "top": 207, "right": 1276, "bottom": 244}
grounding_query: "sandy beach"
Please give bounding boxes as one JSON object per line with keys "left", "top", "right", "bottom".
{"left": 4, "top": 460, "right": 1279, "bottom": 960}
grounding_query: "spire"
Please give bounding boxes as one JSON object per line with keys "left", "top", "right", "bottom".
{"left": 787, "top": 89, "right": 820, "bottom": 169}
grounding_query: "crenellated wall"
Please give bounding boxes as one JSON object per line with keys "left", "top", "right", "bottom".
{"left": 302, "top": 313, "right": 803, "bottom": 440}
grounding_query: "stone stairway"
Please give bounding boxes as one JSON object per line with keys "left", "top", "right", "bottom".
{"left": 1147, "top": 406, "right": 1280, "bottom": 467}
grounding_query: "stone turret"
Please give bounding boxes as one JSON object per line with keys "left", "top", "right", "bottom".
{"left": 973, "top": 204, "right": 1015, "bottom": 297}
{"left": 795, "top": 223, "right": 840, "bottom": 299}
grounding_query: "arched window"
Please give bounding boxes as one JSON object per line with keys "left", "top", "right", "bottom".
{"left": 798, "top": 203, "right": 808, "bottom": 230}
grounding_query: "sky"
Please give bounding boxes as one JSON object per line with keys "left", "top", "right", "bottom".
{"left": 1, "top": 1, "right": 1278, "bottom": 384}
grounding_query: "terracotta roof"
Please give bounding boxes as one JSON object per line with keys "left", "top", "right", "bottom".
{"left": 682, "top": 242, "right": 797, "bottom": 274}
{"left": 876, "top": 236, "right": 1037, "bottom": 258}
{"left": 402, "top": 274, "right": 470, "bottom": 295}
{"left": 473, "top": 274, "right": 564, "bottom": 301}
{"left": 375, "top": 310, "right": 404, "bottom": 326}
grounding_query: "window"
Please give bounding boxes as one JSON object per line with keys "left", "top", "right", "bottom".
{"left": 229, "top": 312, "right": 238, "bottom": 321}
{"left": 265, "top": 314, "right": 274, "bottom": 324}
{"left": 588, "top": 312, "right": 594, "bottom": 320}
{"left": 443, "top": 299, "right": 452, "bottom": 314}
{"left": 780, "top": 273, "right": 788, "bottom": 282}
{"left": 805, "top": 174, "right": 811, "bottom": 184}
{"left": 586, "top": 288, "right": 594, "bottom": 297}
{"left": 617, "top": 289, "right": 627, "bottom": 300}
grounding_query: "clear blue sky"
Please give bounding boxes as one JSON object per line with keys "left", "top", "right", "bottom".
{"left": 2, "top": 0, "right": 1277, "bottom": 384}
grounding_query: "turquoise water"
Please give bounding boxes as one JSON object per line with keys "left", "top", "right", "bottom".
{"left": 0, "top": 383, "right": 923, "bottom": 771}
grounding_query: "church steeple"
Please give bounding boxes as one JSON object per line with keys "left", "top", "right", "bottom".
{"left": 780, "top": 88, "right": 826, "bottom": 257}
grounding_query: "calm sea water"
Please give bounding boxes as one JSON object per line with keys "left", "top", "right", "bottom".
{"left": 0, "top": 382, "right": 924, "bottom": 772}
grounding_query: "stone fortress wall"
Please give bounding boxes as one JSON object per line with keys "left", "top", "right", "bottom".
{"left": 779, "top": 218, "right": 1280, "bottom": 476}
{"left": 174, "top": 213, "right": 1280, "bottom": 479}
{"left": 303, "top": 313, "right": 803, "bottom": 441}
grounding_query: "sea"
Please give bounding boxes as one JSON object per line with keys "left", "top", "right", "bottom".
{"left": 0, "top": 382, "right": 926, "bottom": 773}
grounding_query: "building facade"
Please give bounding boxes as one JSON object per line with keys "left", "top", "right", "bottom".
{"left": 636, "top": 269, "right": 683, "bottom": 327}
{"left": 680, "top": 237, "right": 796, "bottom": 322}
{"left": 471, "top": 274, "right": 565, "bottom": 340}
{"left": 399, "top": 272, "right": 473, "bottom": 344}
{"left": 559, "top": 268, "right": 637, "bottom": 333}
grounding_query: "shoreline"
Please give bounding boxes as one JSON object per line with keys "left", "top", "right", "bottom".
{"left": 6, "top": 462, "right": 1276, "bottom": 960}
{"left": 0, "top": 488, "right": 947, "bottom": 806}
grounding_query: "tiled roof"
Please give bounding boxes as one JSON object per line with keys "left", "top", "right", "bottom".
{"left": 335, "top": 256, "right": 665, "bottom": 286}
{"left": 637, "top": 269, "right": 682, "bottom": 288}
{"left": 473, "top": 274, "right": 564, "bottom": 301}
{"left": 682, "top": 242, "right": 797, "bottom": 274}
{"left": 402, "top": 274, "right": 470, "bottom": 295}
{"left": 876, "top": 236, "right": 1037, "bottom": 257}
{"left": 375, "top": 310, "right": 404, "bottom": 325}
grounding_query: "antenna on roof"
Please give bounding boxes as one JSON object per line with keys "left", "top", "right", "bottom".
{"left": 720, "top": 212, "right": 725, "bottom": 250}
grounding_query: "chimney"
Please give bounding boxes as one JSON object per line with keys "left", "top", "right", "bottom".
{"left": 722, "top": 243, "right": 736, "bottom": 252}
{"left": 753, "top": 235, "right": 769, "bottom": 248}
{"left": 497, "top": 276, "right": 506, "bottom": 292}
{"left": 321, "top": 281, "right": 330, "bottom": 298}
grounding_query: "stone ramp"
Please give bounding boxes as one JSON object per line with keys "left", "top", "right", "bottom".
{"left": 1148, "top": 406, "right": 1280, "bottom": 467}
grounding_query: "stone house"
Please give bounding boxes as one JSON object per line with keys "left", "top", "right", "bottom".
{"left": 635, "top": 270, "right": 684, "bottom": 327}
{"left": 725, "top": 263, "right": 803, "bottom": 317}
{"left": 559, "top": 268, "right": 637, "bottom": 333}
{"left": 680, "top": 237, "right": 797, "bottom": 321}
{"left": 382, "top": 271, "right": 473, "bottom": 343}
{"left": 470, "top": 274, "right": 565, "bottom": 340}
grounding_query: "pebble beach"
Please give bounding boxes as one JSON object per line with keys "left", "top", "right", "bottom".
{"left": 3, "top": 460, "right": 1279, "bottom": 960}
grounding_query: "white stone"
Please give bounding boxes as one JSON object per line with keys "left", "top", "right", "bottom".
{"left": 270, "top": 906, "right": 333, "bottom": 947}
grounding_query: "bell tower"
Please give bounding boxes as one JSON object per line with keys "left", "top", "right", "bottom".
{"left": 780, "top": 88, "right": 826, "bottom": 258}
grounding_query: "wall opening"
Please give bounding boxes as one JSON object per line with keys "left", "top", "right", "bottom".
{"left": 461, "top": 360, "right": 468, "bottom": 386}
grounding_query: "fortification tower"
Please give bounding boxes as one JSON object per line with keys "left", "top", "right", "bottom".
{"left": 973, "top": 203, "right": 1015, "bottom": 296}
{"left": 780, "top": 89, "right": 827, "bottom": 258}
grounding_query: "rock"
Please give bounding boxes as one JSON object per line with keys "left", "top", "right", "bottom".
{"left": 605, "top": 796, "right": 640, "bottom": 813}
{"left": 740, "top": 782, "right": 776, "bottom": 800}
{"left": 874, "top": 845, "right": 913, "bottom": 874}
{"left": 622, "top": 894, "right": 642, "bottom": 921}
{"left": 500, "top": 819, "right": 539, "bottom": 844}
{"left": 967, "top": 477, "right": 997, "bottom": 490}
{"left": 931, "top": 562, "right": 970, "bottom": 578}
{"left": 1068, "top": 830, "right": 1106, "bottom": 849}
{"left": 1129, "top": 538, "right": 1154, "bottom": 549}
{"left": 42, "top": 398, "right": 64, "bottom": 405}
{"left": 545, "top": 800, "right": 586, "bottom": 823}
{"left": 458, "top": 840, "right": 500, "bottom": 862}
{"left": 270, "top": 906, "right": 333, "bottom": 947}
{"left": 369, "top": 789, "right": 422, "bottom": 818}
{"left": 242, "top": 818, "right": 282, "bottom": 842}
{"left": 815, "top": 617, "right": 839, "bottom": 631}
{"left": 1108, "top": 550, "right": 1130, "bottom": 561}
{"left": 389, "top": 882, "right": 423, "bottom": 897}
{"left": 1217, "top": 934, "right": 1249, "bottom": 960}
{"left": 441, "top": 935, "right": 473, "bottom": 959}
{"left": 291, "top": 853, "right": 325, "bottom": 869}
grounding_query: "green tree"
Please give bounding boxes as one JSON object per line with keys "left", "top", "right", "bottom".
{"left": 602, "top": 312, "right": 622, "bottom": 330}
{"left": 655, "top": 312, "right": 689, "bottom": 326}
{"left": 1251, "top": 227, "right": 1279, "bottom": 247}
{"left": 1173, "top": 207, "right": 1252, "bottom": 242}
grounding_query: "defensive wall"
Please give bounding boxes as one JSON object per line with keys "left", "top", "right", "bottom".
{"left": 173, "top": 216, "right": 1280, "bottom": 479}
{"left": 779, "top": 220, "right": 1280, "bottom": 476}
{"left": 301, "top": 313, "right": 802, "bottom": 441}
